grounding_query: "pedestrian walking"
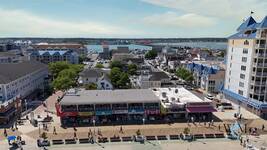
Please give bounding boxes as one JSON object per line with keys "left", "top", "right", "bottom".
{"left": 53, "top": 126, "right": 57, "bottom": 135}
{"left": 262, "top": 124, "right": 265, "bottom": 131}
{"left": 4, "top": 128, "right": 7, "bottom": 137}
{"left": 218, "top": 124, "right": 221, "bottom": 131}
{"left": 74, "top": 132, "right": 77, "bottom": 139}
{"left": 119, "top": 126, "right": 123, "bottom": 133}
{"left": 211, "top": 119, "right": 214, "bottom": 126}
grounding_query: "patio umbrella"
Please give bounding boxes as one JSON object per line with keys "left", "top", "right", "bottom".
{"left": 7, "top": 136, "right": 16, "bottom": 141}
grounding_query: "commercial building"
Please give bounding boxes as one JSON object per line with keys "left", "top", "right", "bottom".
{"left": 56, "top": 88, "right": 215, "bottom": 126}
{"left": 0, "top": 61, "right": 48, "bottom": 124}
{"left": 137, "top": 71, "right": 170, "bottom": 89}
{"left": 187, "top": 61, "right": 225, "bottom": 94}
{"left": 29, "top": 50, "right": 79, "bottom": 64}
{"left": 223, "top": 16, "right": 267, "bottom": 118}
{"left": 28, "top": 43, "right": 87, "bottom": 56}
{"left": 0, "top": 51, "right": 20, "bottom": 63}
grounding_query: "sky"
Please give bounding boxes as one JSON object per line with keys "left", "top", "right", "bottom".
{"left": 0, "top": 0, "right": 266, "bottom": 38}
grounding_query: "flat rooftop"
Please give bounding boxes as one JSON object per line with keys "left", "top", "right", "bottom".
{"left": 152, "top": 87, "right": 211, "bottom": 108}
{"left": 60, "top": 89, "right": 160, "bottom": 105}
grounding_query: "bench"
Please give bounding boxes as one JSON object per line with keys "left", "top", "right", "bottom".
{"left": 79, "top": 138, "right": 90, "bottom": 144}
{"left": 157, "top": 135, "right": 168, "bottom": 140}
{"left": 215, "top": 133, "right": 225, "bottom": 138}
{"left": 52, "top": 140, "right": 64, "bottom": 145}
{"left": 122, "top": 136, "right": 133, "bottom": 142}
{"left": 146, "top": 136, "right": 156, "bottom": 141}
{"left": 65, "top": 139, "right": 77, "bottom": 144}
{"left": 205, "top": 134, "right": 215, "bottom": 138}
{"left": 98, "top": 137, "right": 108, "bottom": 143}
{"left": 193, "top": 134, "right": 204, "bottom": 139}
{"left": 169, "top": 135, "right": 180, "bottom": 140}
{"left": 110, "top": 137, "right": 121, "bottom": 142}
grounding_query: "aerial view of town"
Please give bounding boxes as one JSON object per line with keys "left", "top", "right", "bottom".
{"left": 0, "top": 0, "right": 267, "bottom": 150}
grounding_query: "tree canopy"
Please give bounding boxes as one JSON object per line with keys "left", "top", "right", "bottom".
{"left": 85, "top": 83, "right": 98, "bottom": 90}
{"left": 95, "top": 63, "right": 104, "bottom": 68}
{"left": 48, "top": 61, "right": 69, "bottom": 79}
{"left": 49, "top": 61, "right": 84, "bottom": 90}
{"left": 109, "top": 67, "right": 131, "bottom": 89}
{"left": 109, "top": 61, "right": 125, "bottom": 69}
{"left": 176, "top": 67, "right": 194, "bottom": 82}
{"left": 145, "top": 50, "right": 157, "bottom": 59}
{"left": 127, "top": 64, "right": 138, "bottom": 75}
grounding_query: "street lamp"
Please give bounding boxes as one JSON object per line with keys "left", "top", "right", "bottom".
{"left": 142, "top": 118, "right": 145, "bottom": 125}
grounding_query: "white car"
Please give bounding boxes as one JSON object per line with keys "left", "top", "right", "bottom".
{"left": 205, "top": 94, "right": 214, "bottom": 100}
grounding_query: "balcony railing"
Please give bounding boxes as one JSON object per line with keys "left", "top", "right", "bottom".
{"left": 254, "top": 81, "right": 267, "bottom": 85}
{"left": 256, "top": 44, "right": 266, "bottom": 49}
{"left": 254, "top": 90, "right": 266, "bottom": 95}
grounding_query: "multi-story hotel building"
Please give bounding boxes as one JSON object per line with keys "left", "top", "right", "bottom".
{"left": 223, "top": 16, "right": 267, "bottom": 118}
{"left": 0, "top": 61, "right": 48, "bottom": 124}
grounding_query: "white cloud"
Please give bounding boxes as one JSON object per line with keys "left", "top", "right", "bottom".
{"left": 0, "top": 8, "right": 142, "bottom": 37}
{"left": 141, "top": 0, "right": 267, "bottom": 20}
{"left": 143, "top": 12, "right": 216, "bottom": 28}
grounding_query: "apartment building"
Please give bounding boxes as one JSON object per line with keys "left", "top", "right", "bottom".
{"left": 223, "top": 16, "right": 267, "bottom": 118}
{"left": 27, "top": 43, "right": 87, "bottom": 56}
{"left": 187, "top": 61, "right": 225, "bottom": 94}
{"left": 0, "top": 61, "right": 48, "bottom": 124}
{"left": 29, "top": 50, "right": 79, "bottom": 64}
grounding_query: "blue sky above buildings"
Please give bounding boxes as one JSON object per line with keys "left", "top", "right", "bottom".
{"left": 0, "top": 0, "right": 266, "bottom": 38}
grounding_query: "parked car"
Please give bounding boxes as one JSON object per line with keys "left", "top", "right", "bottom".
{"left": 220, "top": 102, "right": 233, "bottom": 109}
{"left": 205, "top": 94, "right": 214, "bottom": 100}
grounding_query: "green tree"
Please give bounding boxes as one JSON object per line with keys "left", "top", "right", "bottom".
{"left": 110, "top": 61, "right": 124, "bottom": 69}
{"left": 176, "top": 68, "right": 194, "bottom": 82}
{"left": 48, "top": 61, "right": 70, "bottom": 79}
{"left": 58, "top": 69, "right": 77, "bottom": 79}
{"left": 117, "top": 72, "right": 131, "bottom": 89}
{"left": 110, "top": 67, "right": 122, "bottom": 87}
{"left": 79, "top": 54, "right": 89, "bottom": 64}
{"left": 48, "top": 62, "right": 84, "bottom": 90}
{"left": 69, "top": 64, "right": 84, "bottom": 74}
{"left": 52, "top": 76, "right": 75, "bottom": 90}
{"left": 145, "top": 50, "right": 157, "bottom": 59}
{"left": 95, "top": 63, "right": 104, "bottom": 68}
{"left": 183, "top": 127, "right": 190, "bottom": 135}
{"left": 127, "top": 64, "right": 137, "bottom": 75}
{"left": 85, "top": 83, "right": 97, "bottom": 90}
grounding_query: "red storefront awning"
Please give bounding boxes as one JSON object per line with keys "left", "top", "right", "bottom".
{"left": 186, "top": 107, "right": 217, "bottom": 113}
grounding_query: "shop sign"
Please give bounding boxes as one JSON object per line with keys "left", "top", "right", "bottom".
{"left": 128, "top": 109, "right": 144, "bottom": 114}
{"left": 61, "top": 112, "right": 78, "bottom": 117}
{"left": 78, "top": 112, "right": 94, "bottom": 116}
{"left": 145, "top": 109, "right": 160, "bottom": 115}
{"left": 95, "top": 110, "right": 112, "bottom": 116}
{"left": 112, "top": 110, "right": 128, "bottom": 114}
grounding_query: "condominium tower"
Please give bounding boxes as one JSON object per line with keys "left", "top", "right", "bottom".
{"left": 223, "top": 16, "right": 267, "bottom": 119}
